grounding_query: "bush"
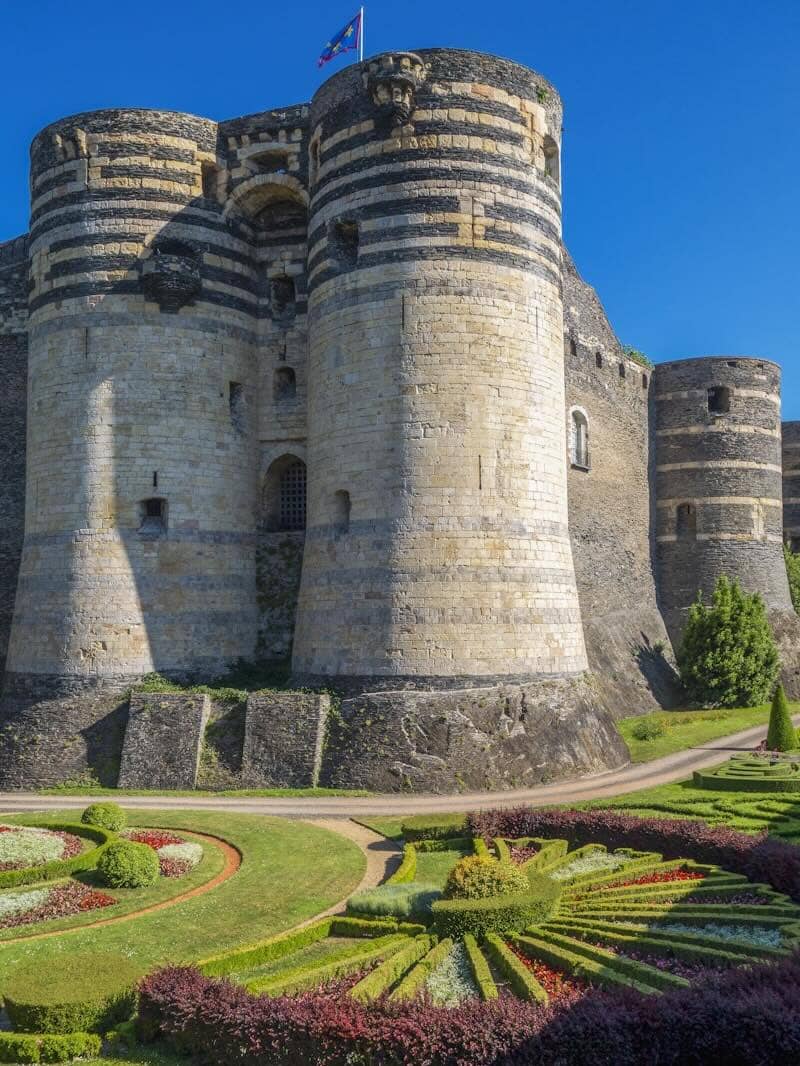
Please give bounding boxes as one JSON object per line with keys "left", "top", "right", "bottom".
{"left": 630, "top": 718, "right": 666, "bottom": 742}
{"left": 677, "top": 576, "right": 779, "bottom": 707}
{"left": 767, "top": 684, "right": 796, "bottom": 752}
{"left": 97, "top": 841, "right": 159, "bottom": 888}
{"left": 3, "top": 954, "right": 140, "bottom": 1034}
{"left": 347, "top": 882, "right": 441, "bottom": 920}
{"left": 432, "top": 875, "right": 561, "bottom": 939}
{"left": 387, "top": 844, "right": 417, "bottom": 884}
{"left": 138, "top": 957, "right": 800, "bottom": 1065}
{"left": 400, "top": 817, "right": 466, "bottom": 841}
{"left": 443, "top": 856, "right": 529, "bottom": 900}
{"left": 81, "top": 803, "right": 126, "bottom": 833}
{"left": 0, "top": 1031, "right": 102, "bottom": 1064}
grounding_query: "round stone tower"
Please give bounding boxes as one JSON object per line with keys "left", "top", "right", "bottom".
{"left": 293, "top": 48, "right": 588, "bottom": 687}
{"left": 6, "top": 108, "right": 259, "bottom": 692}
{"left": 655, "top": 356, "right": 793, "bottom": 643}
{"left": 782, "top": 422, "right": 800, "bottom": 551}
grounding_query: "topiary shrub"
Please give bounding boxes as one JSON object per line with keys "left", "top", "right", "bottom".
{"left": 433, "top": 873, "right": 561, "bottom": 938}
{"left": 677, "top": 576, "right": 779, "bottom": 708}
{"left": 443, "top": 856, "right": 529, "bottom": 901}
{"left": 767, "top": 684, "right": 796, "bottom": 752}
{"left": 80, "top": 803, "right": 126, "bottom": 833}
{"left": 3, "top": 953, "right": 141, "bottom": 1034}
{"left": 97, "top": 841, "right": 159, "bottom": 888}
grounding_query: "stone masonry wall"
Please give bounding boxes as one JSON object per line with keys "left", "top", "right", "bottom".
{"left": 783, "top": 422, "right": 800, "bottom": 550}
{"left": 0, "top": 237, "right": 28, "bottom": 675}
{"left": 241, "top": 691, "right": 329, "bottom": 787}
{"left": 118, "top": 692, "right": 209, "bottom": 789}
{"left": 563, "top": 252, "right": 680, "bottom": 714}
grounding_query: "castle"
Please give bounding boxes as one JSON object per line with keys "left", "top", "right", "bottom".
{"left": 0, "top": 47, "right": 797, "bottom": 793}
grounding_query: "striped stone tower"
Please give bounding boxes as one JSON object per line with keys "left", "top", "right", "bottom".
{"left": 655, "top": 356, "right": 793, "bottom": 643}
{"left": 6, "top": 108, "right": 260, "bottom": 692}
{"left": 783, "top": 422, "right": 800, "bottom": 552}
{"left": 293, "top": 48, "right": 589, "bottom": 687}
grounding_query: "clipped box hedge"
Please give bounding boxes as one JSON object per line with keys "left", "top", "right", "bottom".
{"left": 389, "top": 938, "right": 453, "bottom": 1002}
{"left": 400, "top": 818, "right": 467, "bottom": 842}
{"left": 0, "top": 1031, "right": 101, "bottom": 1064}
{"left": 246, "top": 934, "right": 407, "bottom": 997}
{"left": 387, "top": 844, "right": 417, "bottom": 884}
{"left": 463, "top": 933, "right": 498, "bottom": 1000}
{"left": 0, "top": 823, "right": 115, "bottom": 890}
{"left": 349, "top": 936, "right": 433, "bottom": 1003}
{"left": 3, "top": 954, "right": 140, "bottom": 1035}
{"left": 484, "top": 933, "right": 548, "bottom": 1003}
{"left": 432, "top": 875, "right": 561, "bottom": 939}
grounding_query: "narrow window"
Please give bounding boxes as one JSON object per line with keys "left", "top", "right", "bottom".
{"left": 570, "top": 410, "right": 589, "bottom": 470}
{"left": 333, "top": 490, "right": 351, "bottom": 533}
{"left": 618, "top": 362, "right": 626, "bottom": 379}
{"left": 708, "top": 386, "right": 731, "bottom": 414}
{"left": 676, "top": 503, "right": 697, "bottom": 539}
{"left": 543, "top": 135, "right": 560, "bottom": 184}
{"left": 270, "top": 275, "right": 296, "bottom": 322}
{"left": 273, "top": 367, "right": 296, "bottom": 402}
{"left": 279, "top": 460, "right": 306, "bottom": 531}
{"left": 229, "top": 381, "right": 245, "bottom": 432}
{"left": 140, "top": 497, "right": 167, "bottom": 534}
{"left": 330, "top": 220, "right": 359, "bottom": 269}
{"left": 152, "top": 471, "right": 158, "bottom": 488}
{"left": 201, "top": 162, "right": 218, "bottom": 199}
{"left": 595, "top": 352, "right": 603, "bottom": 368}
{"left": 567, "top": 336, "right": 577, "bottom": 358}
{"left": 309, "top": 139, "right": 321, "bottom": 186}
{"left": 642, "top": 373, "right": 649, "bottom": 390}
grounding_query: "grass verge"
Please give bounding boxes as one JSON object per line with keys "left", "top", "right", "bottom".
{"left": 0, "top": 809, "right": 365, "bottom": 995}
{"left": 616, "top": 703, "right": 796, "bottom": 763}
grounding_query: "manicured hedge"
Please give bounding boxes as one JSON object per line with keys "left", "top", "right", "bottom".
{"left": 389, "top": 938, "right": 453, "bottom": 1002}
{"left": 463, "top": 933, "right": 497, "bottom": 1000}
{"left": 400, "top": 818, "right": 466, "bottom": 842}
{"left": 387, "top": 844, "right": 417, "bottom": 884}
{"left": 137, "top": 956, "right": 800, "bottom": 1064}
{"left": 199, "top": 919, "right": 334, "bottom": 977}
{"left": 3, "top": 954, "right": 139, "bottom": 1034}
{"left": 526, "top": 929, "right": 690, "bottom": 992}
{"left": 349, "top": 937, "right": 433, "bottom": 1003}
{"left": 81, "top": 802, "right": 126, "bottom": 832}
{"left": 0, "top": 1030, "right": 101, "bottom": 1064}
{"left": 693, "top": 769, "right": 800, "bottom": 793}
{"left": 467, "top": 807, "right": 800, "bottom": 902}
{"left": 247, "top": 935, "right": 407, "bottom": 996}
{"left": 432, "top": 873, "right": 561, "bottom": 938}
{"left": 0, "top": 823, "right": 115, "bottom": 890}
{"left": 484, "top": 934, "right": 548, "bottom": 1003}
{"left": 97, "top": 840, "right": 159, "bottom": 888}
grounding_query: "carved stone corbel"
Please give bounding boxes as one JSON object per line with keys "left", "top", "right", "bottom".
{"left": 362, "top": 52, "right": 427, "bottom": 130}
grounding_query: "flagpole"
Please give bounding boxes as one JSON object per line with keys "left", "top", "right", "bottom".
{"left": 359, "top": 6, "right": 364, "bottom": 61}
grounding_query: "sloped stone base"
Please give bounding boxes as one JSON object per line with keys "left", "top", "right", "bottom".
{"left": 320, "top": 674, "right": 629, "bottom": 794}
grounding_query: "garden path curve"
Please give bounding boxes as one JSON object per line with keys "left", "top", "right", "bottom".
{"left": 0, "top": 715, "right": 797, "bottom": 819}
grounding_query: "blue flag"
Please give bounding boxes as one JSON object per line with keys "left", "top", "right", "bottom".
{"left": 318, "top": 11, "right": 362, "bottom": 68}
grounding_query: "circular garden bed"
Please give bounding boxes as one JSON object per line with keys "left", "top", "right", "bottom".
{"left": 695, "top": 752, "right": 800, "bottom": 793}
{"left": 136, "top": 807, "right": 800, "bottom": 1065}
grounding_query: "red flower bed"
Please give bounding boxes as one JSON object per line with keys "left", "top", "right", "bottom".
{"left": 508, "top": 944, "right": 588, "bottom": 1003}
{"left": 126, "top": 830, "right": 185, "bottom": 850}
{"left": 159, "top": 858, "right": 193, "bottom": 879}
{"left": 509, "top": 845, "right": 539, "bottom": 865}
{"left": 0, "top": 882, "right": 116, "bottom": 930}
{"left": 614, "top": 869, "right": 706, "bottom": 888}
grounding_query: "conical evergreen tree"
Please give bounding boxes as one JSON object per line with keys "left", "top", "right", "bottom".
{"left": 677, "top": 576, "right": 780, "bottom": 708}
{"left": 766, "top": 684, "right": 796, "bottom": 752}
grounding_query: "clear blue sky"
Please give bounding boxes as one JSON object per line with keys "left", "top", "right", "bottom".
{"left": 3, "top": 1, "right": 798, "bottom": 412}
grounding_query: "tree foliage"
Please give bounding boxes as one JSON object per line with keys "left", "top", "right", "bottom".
{"left": 677, "top": 576, "right": 779, "bottom": 708}
{"left": 785, "top": 545, "right": 800, "bottom": 614}
{"left": 767, "top": 684, "right": 796, "bottom": 752}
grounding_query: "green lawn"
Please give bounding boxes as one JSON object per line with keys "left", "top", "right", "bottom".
{"left": 0, "top": 809, "right": 365, "bottom": 995}
{"left": 85, "top": 1052, "right": 182, "bottom": 1066}
{"left": 615, "top": 702, "right": 794, "bottom": 763}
